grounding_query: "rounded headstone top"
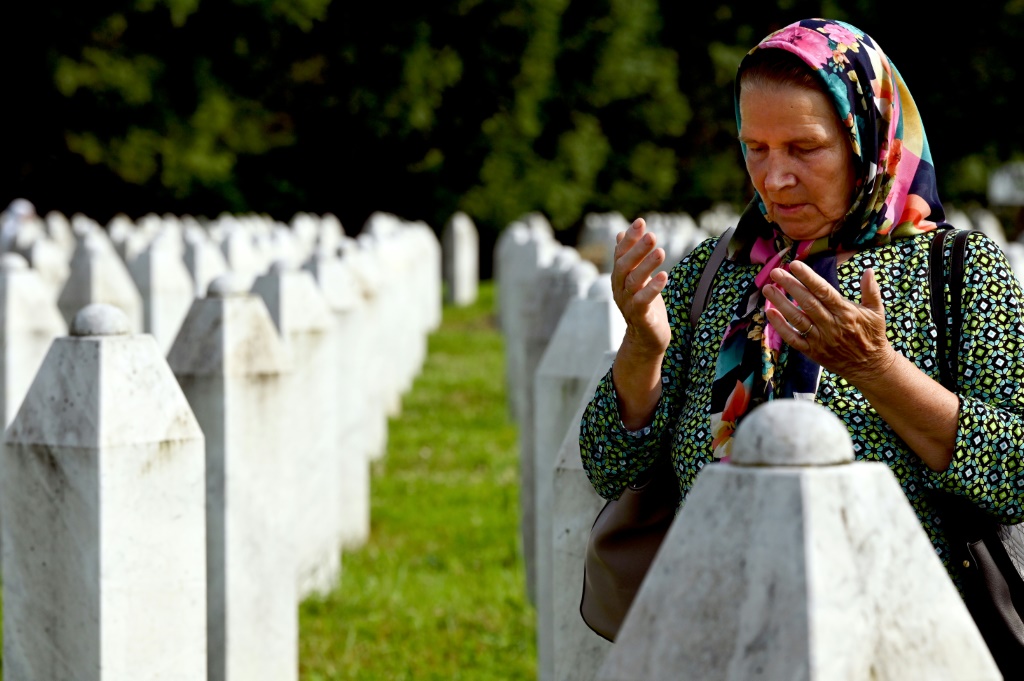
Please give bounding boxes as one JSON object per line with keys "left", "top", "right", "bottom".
{"left": 71, "top": 304, "right": 131, "bottom": 337}
{"left": 0, "top": 253, "right": 29, "bottom": 271}
{"left": 731, "top": 399, "right": 853, "bottom": 467}
{"left": 207, "top": 273, "right": 249, "bottom": 298}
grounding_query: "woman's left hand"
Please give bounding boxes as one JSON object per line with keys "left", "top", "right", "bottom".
{"left": 762, "top": 260, "right": 897, "bottom": 385}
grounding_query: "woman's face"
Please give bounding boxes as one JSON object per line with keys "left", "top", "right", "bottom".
{"left": 739, "top": 82, "right": 857, "bottom": 241}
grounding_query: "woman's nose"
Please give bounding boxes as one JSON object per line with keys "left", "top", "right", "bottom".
{"left": 763, "top": 154, "right": 797, "bottom": 192}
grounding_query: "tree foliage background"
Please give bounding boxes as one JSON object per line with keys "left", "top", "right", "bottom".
{"left": 6, "top": 0, "right": 1023, "bottom": 268}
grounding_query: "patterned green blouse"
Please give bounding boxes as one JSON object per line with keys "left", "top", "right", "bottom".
{"left": 579, "top": 229, "right": 1024, "bottom": 571}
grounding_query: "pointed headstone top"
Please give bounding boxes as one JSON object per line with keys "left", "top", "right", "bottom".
{"left": 71, "top": 303, "right": 131, "bottom": 336}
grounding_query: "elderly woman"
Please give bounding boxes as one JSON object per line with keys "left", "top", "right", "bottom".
{"left": 579, "top": 17, "right": 1024, "bottom": 666}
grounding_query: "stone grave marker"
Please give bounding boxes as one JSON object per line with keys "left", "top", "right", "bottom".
{"left": 168, "top": 275, "right": 297, "bottom": 681}
{"left": 597, "top": 400, "right": 1000, "bottom": 681}
{"left": 442, "top": 212, "right": 479, "bottom": 306}
{"left": 533, "top": 275, "right": 623, "bottom": 681}
{"left": 551, "top": 351, "right": 616, "bottom": 680}
{"left": 3, "top": 304, "right": 206, "bottom": 680}
{"left": 252, "top": 262, "right": 343, "bottom": 597}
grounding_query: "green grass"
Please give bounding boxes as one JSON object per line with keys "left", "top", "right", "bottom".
{"left": 299, "top": 282, "right": 537, "bottom": 680}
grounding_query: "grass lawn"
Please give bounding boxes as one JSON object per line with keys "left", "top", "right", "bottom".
{"left": 299, "top": 282, "right": 537, "bottom": 680}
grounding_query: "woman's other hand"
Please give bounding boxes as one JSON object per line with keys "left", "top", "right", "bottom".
{"left": 762, "top": 261, "right": 896, "bottom": 381}
{"left": 762, "top": 260, "right": 955, "bottom": 470}
{"left": 611, "top": 218, "right": 670, "bottom": 430}
{"left": 613, "top": 218, "right": 670, "bottom": 356}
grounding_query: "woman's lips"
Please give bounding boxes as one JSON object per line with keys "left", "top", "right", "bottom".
{"left": 774, "top": 203, "right": 807, "bottom": 216}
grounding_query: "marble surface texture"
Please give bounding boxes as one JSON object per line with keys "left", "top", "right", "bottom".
{"left": 533, "top": 281, "right": 623, "bottom": 681}
{"left": 252, "top": 268, "right": 344, "bottom": 597}
{"left": 520, "top": 249, "right": 597, "bottom": 604}
{"left": 598, "top": 401, "right": 1000, "bottom": 681}
{"left": 2, "top": 333, "right": 206, "bottom": 680}
{"left": 551, "top": 351, "right": 616, "bottom": 681}
{"left": 168, "top": 294, "right": 297, "bottom": 681}
{"left": 305, "top": 252, "right": 373, "bottom": 545}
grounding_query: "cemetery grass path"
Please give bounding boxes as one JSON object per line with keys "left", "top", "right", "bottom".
{"left": 300, "top": 282, "right": 537, "bottom": 680}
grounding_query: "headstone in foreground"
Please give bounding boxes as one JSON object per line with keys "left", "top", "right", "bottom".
{"left": 2, "top": 304, "right": 207, "bottom": 681}
{"left": 597, "top": 400, "right": 1000, "bottom": 681}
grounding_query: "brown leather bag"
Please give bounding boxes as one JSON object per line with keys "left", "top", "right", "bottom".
{"left": 580, "top": 227, "right": 734, "bottom": 642}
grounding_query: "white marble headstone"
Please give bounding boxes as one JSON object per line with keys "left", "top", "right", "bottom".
{"left": 2, "top": 303, "right": 207, "bottom": 681}
{"left": 597, "top": 400, "right": 1000, "bottom": 681}
{"left": 252, "top": 263, "right": 344, "bottom": 597}
{"left": 442, "top": 212, "right": 479, "bottom": 306}
{"left": 304, "top": 249, "right": 373, "bottom": 548}
{"left": 551, "top": 351, "right": 617, "bottom": 680}
{"left": 129, "top": 232, "right": 195, "bottom": 354}
{"left": 533, "top": 276, "right": 624, "bottom": 681}
{"left": 519, "top": 251, "right": 598, "bottom": 602}
{"left": 168, "top": 280, "right": 297, "bottom": 681}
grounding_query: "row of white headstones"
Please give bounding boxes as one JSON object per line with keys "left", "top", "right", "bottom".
{"left": 498, "top": 210, "right": 1007, "bottom": 680}
{"left": 0, "top": 203, "right": 476, "bottom": 680}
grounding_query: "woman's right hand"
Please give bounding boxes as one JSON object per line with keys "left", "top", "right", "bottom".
{"left": 612, "top": 218, "right": 671, "bottom": 356}
{"left": 611, "top": 218, "right": 671, "bottom": 430}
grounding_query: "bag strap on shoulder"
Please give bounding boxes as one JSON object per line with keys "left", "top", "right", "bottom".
{"left": 929, "top": 228, "right": 970, "bottom": 391}
{"left": 689, "top": 225, "right": 736, "bottom": 329}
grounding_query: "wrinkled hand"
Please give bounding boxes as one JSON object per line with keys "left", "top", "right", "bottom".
{"left": 612, "top": 218, "right": 670, "bottom": 357}
{"left": 762, "top": 260, "right": 897, "bottom": 384}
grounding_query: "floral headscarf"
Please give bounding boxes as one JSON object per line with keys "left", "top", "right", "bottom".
{"left": 709, "top": 18, "right": 947, "bottom": 459}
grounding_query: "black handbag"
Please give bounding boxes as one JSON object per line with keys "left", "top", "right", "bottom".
{"left": 928, "top": 227, "right": 1024, "bottom": 676}
{"left": 580, "top": 226, "right": 734, "bottom": 642}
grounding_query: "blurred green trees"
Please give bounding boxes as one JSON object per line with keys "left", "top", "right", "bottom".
{"left": 6, "top": 0, "right": 1024, "bottom": 252}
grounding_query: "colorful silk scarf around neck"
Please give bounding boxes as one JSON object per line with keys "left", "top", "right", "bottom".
{"left": 709, "top": 18, "right": 948, "bottom": 459}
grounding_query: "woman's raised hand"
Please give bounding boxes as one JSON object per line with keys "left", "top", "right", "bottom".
{"left": 762, "top": 261, "right": 897, "bottom": 384}
{"left": 612, "top": 218, "right": 671, "bottom": 357}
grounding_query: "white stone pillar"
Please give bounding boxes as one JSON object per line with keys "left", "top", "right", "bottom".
{"left": 129, "top": 232, "right": 195, "bottom": 354}
{"left": 495, "top": 217, "right": 556, "bottom": 422}
{"left": 534, "top": 276, "right": 623, "bottom": 681}
{"left": 23, "top": 237, "right": 71, "bottom": 302}
{"left": 184, "top": 231, "right": 230, "bottom": 299}
{"left": 577, "top": 212, "right": 629, "bottom": 274}
{"left": 343, "top": 240, "right": 388, "bottom": 461}
{"left": 520, "top": 251, "right": 597, "bottom": 602}
{"left": 0, "top": 254, "right": 67, "bottom": 426}
{"left": 416, "top": 219, "right": 443, "bottom": 332}
{"left": 442, "top": 212, "right": 479, "bottom": 307}
{"left": 356, "top": 231, "right": 403, "bottom": 418}
{"left": 2, "top": 304, "right": 207, "bottom": 681}
{"left": 552, "top": 352, "right": 616, "bottom": 681}
{"left": 252, "top": 262, "right": 343, "bottom": 597}
{"left": 304, "top": 249, "right": 372, "bottom": 548}
{"left": 44, "top": 210, "right": 76, "bottom": 261}
{"left": 167, "top": 275, "right": 296, "bottom": 681}
{"left": 317, "top": 214, "right": 344, "bottom": 258}
{"left": 219, "top": 228, "right": 263, "bottom": 289}
{"left": 598, "top": 400, "right": 1001, "bottom": 680}
{"left": 58, "top": 229, "right": 144, "bottom": 333}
